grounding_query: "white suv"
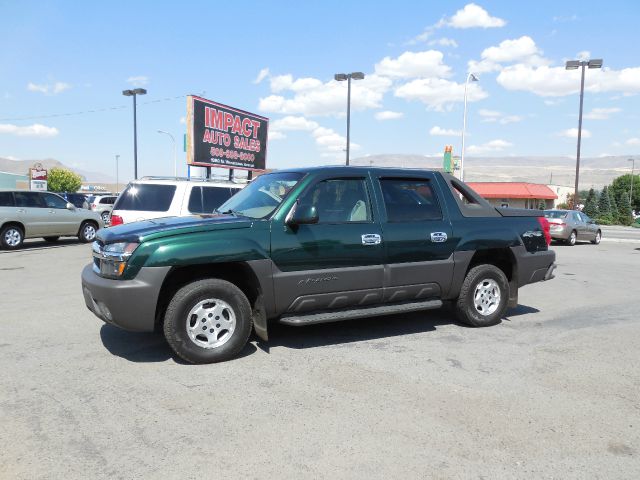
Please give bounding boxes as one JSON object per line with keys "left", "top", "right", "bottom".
{"left": 110, "top": 177, "right": 245, "bottom": 226}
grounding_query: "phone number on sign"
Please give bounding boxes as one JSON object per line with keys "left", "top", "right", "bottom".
{"left": 209, "top": 147, "right": 255, "bottom": 162}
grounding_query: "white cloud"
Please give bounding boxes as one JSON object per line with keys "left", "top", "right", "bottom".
{"left": 395, "top": 77, "right": 488, "bottom": 111}
{"left": 583, "top": 107, "right": 621, "bottom": 120}
{"left": 27, "top": 81, "right": 71, "bottom": 95}
{"left": 270, "top": 116, "right": 319, "bottom": 131}
{"left": 268, "top": 131, "right": 286, "bottom": 140}
{"left": 0, "top": 123, "right": 59, "bottom": 137}
{"left": 375, "top": 50, "right": 451, "bottom": 78}
{"left": 375, "top": 110, "right": 404, "bottom": 121}
{"left": 312, "top": 126, "right": 359, "bottom": 153}
{"left": 430, "top": 126, "right": 461, "bottom": 136}
{"left": 626, "top": 137, "right": 640, "bottom": 145}
{"left": 179, "top": 116, "right": 186, "bottom": 124}
{"left": 259, "top": 74, "right": 391, "bottom": 116}
{"left": 467, "top": 139, "right": 512, "bottom": 155}
{"left": 126, "top": 76, "right": 149, "bottom": 87}
{"left": 497, "top": 64, "right": 640, "bottom": 97}
{"left": 254, "top": 68, "right": 270, "bottom": 84}
{"left": 448, "top": 3, "right": 506, "bottom": 29}
{"left": 558, "top": 128, "right": 592, "bottom": 139}
{"left": 576, "top": 50, "right": 591, "bottom": 61}
{"left": 468, "top": 36, "right": 549, "bottom": 73}
{"left": 428, "top": 37, "right": 458, "bottom": 48}
{"left": 478, "top": 109, "right": 523, "bottom": 124}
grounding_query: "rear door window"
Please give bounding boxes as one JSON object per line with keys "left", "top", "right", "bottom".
{"left": 114, "top": 184, "right": 176, "bottom": 212}
{"left": 15, "top": 191, "right": 45, "bottom": 208}
{"left": 0, "top": 192, "right": 14, "bottom": 207}
{"left": 100, "top": 196, "right": 116, "bottom": 205}
{"left": 188, "top": 186, "right": 235, "bottom": 214}
{"left": 42, "top": 193, "right": 68, "bottom": 209}
{"left": 380, "top": 178, "right": 442, "bottom": 222}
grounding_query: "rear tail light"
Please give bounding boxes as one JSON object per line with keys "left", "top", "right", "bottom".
{"left": 91, "top": 203, "right": 97, "bottom": 209}
{"left": 537, "top": 217, "right": 551, "bottom": 246}
{"left": 110, "top": 214, "right": 124, "bottom": 226}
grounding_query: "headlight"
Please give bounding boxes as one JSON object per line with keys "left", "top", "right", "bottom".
{"left": 93, "top": 242, "right": 139, "bottom": 278}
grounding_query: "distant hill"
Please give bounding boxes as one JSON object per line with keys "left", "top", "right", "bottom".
{"left": 351, "top": 154, "right": 638, "bottom": 189}
{"left": 0, "top": 157, "right": 114, "bottom": 183}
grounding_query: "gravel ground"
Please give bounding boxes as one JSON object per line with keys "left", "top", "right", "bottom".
{"left": 0, "top": 238, "right": 638, "bottom": 479}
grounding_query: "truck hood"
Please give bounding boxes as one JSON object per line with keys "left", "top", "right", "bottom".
{"left": 96, "top": 214, "right": 254, "bottom": 244}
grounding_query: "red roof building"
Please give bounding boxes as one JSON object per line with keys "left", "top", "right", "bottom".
{"left": 467, "top": 182, "right": 558, "bottom": 209}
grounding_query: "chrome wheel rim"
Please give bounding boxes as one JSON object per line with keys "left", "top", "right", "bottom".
{"left": 473, "top": 278, "right": 501, "bottom": 316}
{"left": 101, "top": 212, "right": 110, "bottom": 222}
{"left": 595, "top": 232, "right": 601, "bottom": 243}
{"left": 83, "top": 224, "right": 96, "bottom": 241}
{"left": 4, "top": 228, "right": 21, "bottom": 247}
{"left": 569, "top": 232, "right": 576, "bottom": 245}
{"left": 186, "top": 298, "right": 236, "bottom": 349}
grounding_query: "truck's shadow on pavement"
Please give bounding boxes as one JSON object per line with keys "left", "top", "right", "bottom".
{"left": 0, "top": 238, "right": 82, "bottom": 253}
{"left": 99, "top": 304, "right": 540, "bottom": 362}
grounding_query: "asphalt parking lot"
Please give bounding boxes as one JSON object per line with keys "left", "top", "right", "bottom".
{"left": 1, "top": 236, "right": 639, "bottom": 479}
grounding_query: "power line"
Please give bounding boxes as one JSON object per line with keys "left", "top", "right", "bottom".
{"left": 0, "top": 94, "right": 189, "bottom": 122}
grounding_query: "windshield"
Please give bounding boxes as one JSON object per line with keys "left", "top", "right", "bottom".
{"left": 216, "top": 172, "right": 303, "bottom": 219}
{"left": 544, "top": 210, "right": 568, "bottom": 219}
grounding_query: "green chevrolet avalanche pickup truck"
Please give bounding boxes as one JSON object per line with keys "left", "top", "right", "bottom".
{"left": 81, "top": 167, "right": 556, "bottom": 364}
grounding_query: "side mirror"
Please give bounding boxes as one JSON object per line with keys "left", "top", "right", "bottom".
{"left": 286, "top": 203, "right": 319, "bottom": 226}
{"left": 66, "top": 202, "right": 76, "bottom": 210}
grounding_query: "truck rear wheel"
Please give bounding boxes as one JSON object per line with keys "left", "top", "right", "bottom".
{"left": 455, "top": 264, "right": 509, "bottom": 327}
{"left": 163, "top": 278, "right": 252, "bottom": 364}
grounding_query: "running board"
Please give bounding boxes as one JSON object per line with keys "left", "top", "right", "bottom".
{"left": 279, "top": 299, "right": 443, "bottom": 326}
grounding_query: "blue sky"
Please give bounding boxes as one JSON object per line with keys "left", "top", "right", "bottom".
{"left": 1, "top": 0, "right": 639, "bottom": 180}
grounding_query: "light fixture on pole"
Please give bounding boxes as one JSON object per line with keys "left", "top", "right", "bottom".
{"left": 629, "top": 158, "right": 636, "bottom": 205}
{"left": 334, "top": 72, "right": 365, "bottom": 166}
{"left": 122, "top": 88, "right": 147, "bottom": 179}
{"left": 565, "top": 58, "right": 603, "bottom": 209}
{"left": 157, "top": 130, "right": 177, "bottom": 178}
{"left": 460, "top": 72, "right": 479, "bottom": 182}
{"left": 115, "top": 154, "right": 120, "bottom": 193}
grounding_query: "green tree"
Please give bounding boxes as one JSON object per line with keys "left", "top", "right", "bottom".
{"left": 597, "top": 186, "right": 612, "bottom": 223}
{"left": 609, "top": 186, "right": 618, "bottom": 217}
{"left": 583, "top": 188, "right": 598, "bottom": 218}
{"left": 610, "top": 173, "right": 640, "bottom": 213}
{"left": 538, "top": 199, "right": 546, "bottom": 210}
{"left": 47, "top": 167, "right": 82, "bottom": 193}
{"left": 616, "top": 190, "right": 633, "bottom": 226}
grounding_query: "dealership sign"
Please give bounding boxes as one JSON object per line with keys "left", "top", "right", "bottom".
{"left": 29, "top": 167, "right": 48, "bottom": 191}
{"left": 186, "top": 95, "right": 268, "bottom": 171}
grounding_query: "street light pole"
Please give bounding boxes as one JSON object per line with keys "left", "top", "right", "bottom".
{"left": 157, "top": 130, "right": 177, "bottom": 177}
{"left": 460, "top": 73, "right": 478, "bottom": 182}
{"left": 629, "top": 158, "right": 636, "bottom": 205}
{"left": 122, "top": 88, "right": 147, "bottom": 179}
{"left": 565, "top": 58, "right": 603, "bottom": 209}
{"left": 334, "top": 72, "right": 365, "bottom": 166}
{"left": 115, "top": 154, "right": 120, "bottom": 193}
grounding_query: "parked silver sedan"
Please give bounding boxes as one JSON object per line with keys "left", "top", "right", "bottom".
{"left": 544, "top": 209, "right": 602, "bottom": 246}
{"left": 0, "top": 190, "right": 104, "bottom": 249}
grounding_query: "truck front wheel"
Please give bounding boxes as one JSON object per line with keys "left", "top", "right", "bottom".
{"left": 163, "top": 279, "right": 253, "bottom": 364}
{"left": 455, "top": 264, "right": 509, "bottom": 327}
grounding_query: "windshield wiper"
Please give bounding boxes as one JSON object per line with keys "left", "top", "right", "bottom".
{"left": 216, "top": 209, "right": 245, "bottom": 217}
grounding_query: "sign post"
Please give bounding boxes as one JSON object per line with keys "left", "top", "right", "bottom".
{"left": 29, "top": 166, "right": 48, "bottom": 191}
{"left": 186, "top": 96, "right": 268, "bottom": 176}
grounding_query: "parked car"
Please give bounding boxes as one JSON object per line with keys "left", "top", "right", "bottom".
{"left": 90, "top": 195, "right": 118, "bottom": 223}
{"left": 57, "top": 192, "right": 90, "bottom": 210}
{"left": 82, "top": 167, "right": 556, "bottom": 364}
{"left": 109, "top": 177, "right": 245, "bottom": 226}
{"left": 543, "top": 209, "right": 601, "bottom": 245}
{"left": 0, "top": 190, "right": 103, "bottom": 249}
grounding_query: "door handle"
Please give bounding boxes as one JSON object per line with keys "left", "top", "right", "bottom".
{"left": 361, "top": 233, "right": 382, "bottom": 245}
{"left": 17, "top": 209, "right": 26, "bottom": 213}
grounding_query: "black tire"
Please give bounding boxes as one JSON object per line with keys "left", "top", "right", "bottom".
{"left": 566, "top": 230, "right": 577, "bottom": 246}
{"left": 455, "top": 264, "right": 509, "bottom": 327}
{"left": 101, "top": 211, "right": 110, "bottom": 223}
{"left": 78, "top": 221, "right": 98, "bottom": 243}
{"left": 1, "top": 224, "right": 24, "bottom": 250}
{"left": 163, "top": 279, "right": 252, "bottom": 364}
{"left": 591, "top": 230, "right": 601, "bottom": 245}
{"left": 43, "top": 236, "right": 60, "bottom": 242}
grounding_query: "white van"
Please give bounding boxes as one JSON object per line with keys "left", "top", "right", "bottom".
{"left": 110, "top": 177, "right": 245, "bottom": 226}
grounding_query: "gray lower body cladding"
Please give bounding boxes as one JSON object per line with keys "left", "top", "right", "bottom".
{"left": 81, "top": 264, "right": 170, "bottom": 332}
